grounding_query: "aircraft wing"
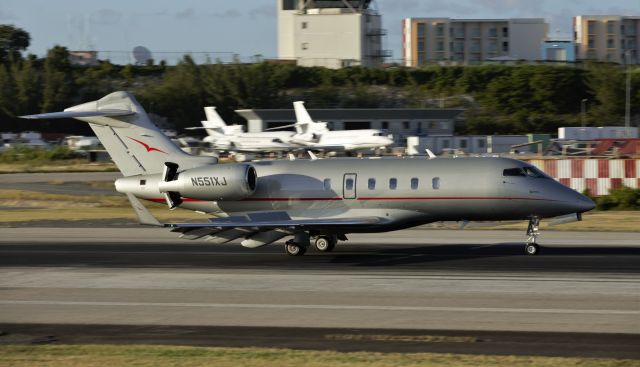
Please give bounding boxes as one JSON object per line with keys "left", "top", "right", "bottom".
{"left": 166, "top": 215, "right": 384, "bottom": 231}
{"left": 126, "top": 194, "right": 385, "bottom": 242}
{"left": 166, "top": 215, "right": 385, "bottom": 243}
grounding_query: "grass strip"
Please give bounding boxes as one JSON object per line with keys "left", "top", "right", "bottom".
{"left": 0, "top": 189, "right": 638, "bottom": 231}
{"left": 0, "top": 161, "right": 118, "bottom": 174}
{"left": 0, "top": 344, "right": 637, "bottom": 367}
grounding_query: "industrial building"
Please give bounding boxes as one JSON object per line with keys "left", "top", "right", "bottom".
{"left": 402, "top": 17, "right": 548, "bottom": 66}
{"left": 277, "top": 0, "right": 389, "bottom": 68}
{"left": 574, "top": 15, "right": 640, "bottom": 64}
{"left": 406, "top": 135, "right": 534, "bottom": 155}
{"left": 235, "top": 107, "right": 464, "bottom": 146}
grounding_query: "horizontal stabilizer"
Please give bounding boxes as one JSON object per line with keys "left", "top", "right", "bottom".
{"left": 20, "top": 109, "right": 134, "bottom": 120}
{"left": 264, "top": 123, "right": 301, "bottom": 131}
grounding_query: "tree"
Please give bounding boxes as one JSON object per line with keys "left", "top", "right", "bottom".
{"left": 13, "top": 55, "right": 42, "bottom": 115}
{"left": 41, "top": 46, "right": 72, "bottom": 112}
{"left": 0, "top": 25, "right": 30, "bottom": 63}
{"left": 586, "top": 63, "right": 625, "bottom": 124}
{"left": 0, "top": 63, "right": 16, "bottom": 118}
{"left": 140, "top": 55, "right": 204, "bottom": 129}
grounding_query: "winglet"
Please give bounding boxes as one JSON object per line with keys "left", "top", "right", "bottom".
{"left": 426, "top": 149, "right": 436, "bottom": 159}
{"left": 126, "top": 193, "right": 163, "bottom": 226}
{"left": 307, "top": 151, "right": 318, "bottom": 160}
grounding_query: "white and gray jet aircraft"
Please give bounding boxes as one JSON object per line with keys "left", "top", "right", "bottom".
{"left": 22, "top": 92, "right": 595, "bottom": 256}
{"left": 275, "top": 101, "right": 394, "bottom": 151}
{"left": 187, "top": 106, "right": 296, "bottom": 152}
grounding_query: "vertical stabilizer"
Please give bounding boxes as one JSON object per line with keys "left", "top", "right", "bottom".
{"left": 293, "top": 101, "right": 312, "bottom": 134}
{"left": 22, "top": 91, "right": 217, "bottom": 176}
{"left": 203, "top": 107, "right": 227, "bottom": 127}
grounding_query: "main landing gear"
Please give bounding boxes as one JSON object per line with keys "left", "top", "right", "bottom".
{"left": 525, "top": 217, "right": 540, "bottom": 255}
{"left": 285, "top": 231, "right": 310, "bottom": 256}
{"left": 285, "top": 240, "right": 307, "bottom": 256}
{"left": 285, "top": 233, "right": 340, "bottom": 256}
{"left": 314, "top": 235, "right": 337, "bottom": 252}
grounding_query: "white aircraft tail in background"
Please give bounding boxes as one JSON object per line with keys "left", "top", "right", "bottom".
{"left": 290, "top": 101, "right": 393, "bottom": 151}
{"left": 188, "top": 107, "right": 296, "bottom": 152}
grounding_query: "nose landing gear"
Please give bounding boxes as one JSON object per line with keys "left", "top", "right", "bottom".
{"left": 525, "top": 217, "right": 540, "bottom": 255}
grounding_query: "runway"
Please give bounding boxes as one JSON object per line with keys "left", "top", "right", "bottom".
{"left": 0, "top": 227, "right": 638, "bottom": 358}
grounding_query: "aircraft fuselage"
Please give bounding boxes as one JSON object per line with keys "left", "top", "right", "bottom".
{"left": 117, "top": 157, "right": 594, "bottom": 233}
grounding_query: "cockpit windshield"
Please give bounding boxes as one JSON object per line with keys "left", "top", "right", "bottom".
{"left": 503, "top": 166, "right": 548, "bottom": 178}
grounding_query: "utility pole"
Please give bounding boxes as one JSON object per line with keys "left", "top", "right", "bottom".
{"left": 581, "top": 99, "right": 588, "bottom": 127}
{"left": 625, "top": 51, "right": 631, "bottom": 135}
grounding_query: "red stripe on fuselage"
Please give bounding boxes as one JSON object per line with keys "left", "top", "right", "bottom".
{"left": 145, "top": 196, "right": 554, "bottom": 203}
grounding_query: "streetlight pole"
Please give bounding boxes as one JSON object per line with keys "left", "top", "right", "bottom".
{"left": 624, "top": 51, "right": 631, "bottom": 134}
{"left": 581, "top": 98, "right": 588, "bottom": 127}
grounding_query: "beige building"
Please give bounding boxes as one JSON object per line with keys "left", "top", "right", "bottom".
{"left": 277, "top": 0, "right": 389, "bottom": 68}
{"left": 402, "top": 18, "right": 548, "bottom": 66}
{"left": 574, "top": 15, "right": 640, "bottom": 64}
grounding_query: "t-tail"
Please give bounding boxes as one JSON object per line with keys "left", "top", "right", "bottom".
{"left": 21, "top": 91, "right": 217, "bottom": 176}
{"left": 201, "top": 106, "right": 229, "bottom": 138}
{"left": 293, "top": 101, "right": 329, "bottom": 135}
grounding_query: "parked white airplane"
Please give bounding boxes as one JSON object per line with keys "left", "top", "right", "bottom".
{"left": 187, "top": 107, "right": 296, "bottom": 153}
{"left": 285, "top": 101, "right": 394, "bottom": 151}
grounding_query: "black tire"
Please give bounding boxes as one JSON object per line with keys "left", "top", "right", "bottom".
{"left": 285, "top": 243, "right": 306, "bottom": 256}
{"left": 525, "top": 243, "right": 539, "bottom": 256}
{"left": 314, "top": 236, "right": 336, "bottom": 252}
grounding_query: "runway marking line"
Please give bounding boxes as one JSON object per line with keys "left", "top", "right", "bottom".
{"left": 1, "top": 300, "right": 638, "bottom": 315}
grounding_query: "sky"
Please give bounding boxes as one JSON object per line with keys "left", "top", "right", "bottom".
{"left": 1, "top": 0, "right": 639, "bottom": 63}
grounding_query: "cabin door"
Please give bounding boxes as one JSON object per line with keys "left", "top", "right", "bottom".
{"left": 343, "top": 173, "right": 357, "bottom": 199}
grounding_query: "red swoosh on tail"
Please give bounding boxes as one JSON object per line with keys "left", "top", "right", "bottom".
{"left": 128, "top": 137, "right": 168, "bottom": 154}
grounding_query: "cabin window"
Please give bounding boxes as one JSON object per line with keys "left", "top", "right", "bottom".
{"left": 368, "top": 178, "right": 376, "bottom": 190}
{"left": 432, "top": 177, "right": 440, "bottom": 190}
{"left": 411, "top": 178, "right": 419, "bottom": 190}
{"left": 323, "top": 178, "right": 332, "bottom": 190}
{"left": 503, "top": 168, "right": 526, "bottom": 177}
{"left": 389, "top": 178, "right": 397, "bottom": 190}
{"left": 139, "top": 179, "right": 146, "bottom": 186}
{"left": 345, "top": 178, "right": 354, "bottom": 190}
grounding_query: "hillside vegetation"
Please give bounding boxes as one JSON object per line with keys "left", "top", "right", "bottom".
{"left": 1, "top": 25, "right": 639, "bottom": 135}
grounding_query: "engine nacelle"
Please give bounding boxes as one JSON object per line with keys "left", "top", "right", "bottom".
{"left": 158, "top": 164, "right": 256, "bottom": 201}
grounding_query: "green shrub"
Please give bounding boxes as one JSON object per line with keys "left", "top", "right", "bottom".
{"left": 0, "top": 145, "right": 80, "bottom": 163}
{"left": 596, "top": 186, "right": 640, "bottom": 211}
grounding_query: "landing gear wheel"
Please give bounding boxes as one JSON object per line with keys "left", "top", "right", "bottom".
{"left": 314, "top": 236, "right": 336, "bottom": 252}
{"left": 285, "top": 241, "right": 306, "bottom": 256}
{"left": 525, "top": 243, "right": 539, "bottom": 256}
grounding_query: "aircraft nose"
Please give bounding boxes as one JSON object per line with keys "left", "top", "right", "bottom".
{"left": 574, "top": 192, "right": 596, "bottom": 213}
